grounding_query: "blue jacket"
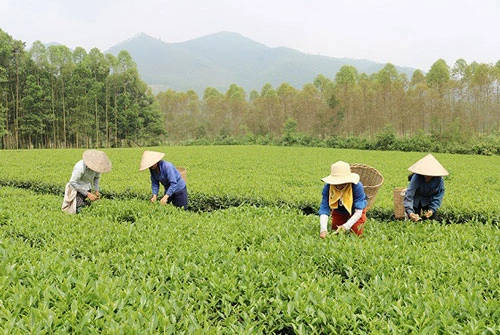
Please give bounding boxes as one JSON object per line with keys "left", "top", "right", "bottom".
{"left": 404, "top": 174, "right": 444, "bottom": 214}
{"left": 150, "top": 160, "right": 186, "bottom": 197}
{"left": 318, "top": 182, "right": 367, "bottom": 216}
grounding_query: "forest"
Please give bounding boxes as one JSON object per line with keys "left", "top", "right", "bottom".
{"left": 1, "top": 28, "right": 500, "bottom": 152}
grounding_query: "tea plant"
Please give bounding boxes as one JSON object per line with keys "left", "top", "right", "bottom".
{"left": 1, "top": 186, "right": 499, "bottom": 333}
{"left": 1, "top": 146, "right": 500, "bottom": 221}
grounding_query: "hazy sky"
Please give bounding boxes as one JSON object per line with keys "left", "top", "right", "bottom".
{"left": 2, "top": 0, "right": 499, "bottom": 71}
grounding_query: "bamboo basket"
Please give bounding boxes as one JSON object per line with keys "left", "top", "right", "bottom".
{"left": 393, "top": 187, "right": 407, "bottom": 219}
{"left": 176, "top": 167, "right": 187, "bottom": 183}
{"left": 350, "top": 164, "right": 384, "bottom": 210}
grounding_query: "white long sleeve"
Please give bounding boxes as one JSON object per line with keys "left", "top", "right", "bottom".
{"left": 69, "top": 160, "right": 100, "bottom": 196}
{"left": 343, "top": 209, "right": 363, "bottom": 230}
{"left": 320, "top": 214, "right": 329, "bottom": 233}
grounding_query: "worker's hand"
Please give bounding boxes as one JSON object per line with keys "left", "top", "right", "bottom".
{"left": 320, "top": 231, "right": 327, "bottom": 239}
{"left": 87, "top": 192, "right": 98, "bottom": 202}
{"left": 335, "top": 226, "right": 347, "bottom": 234}
{"left": 150, "top": 195, "right": 157, "bottom": 203}
{"left": 423, "top": 210, "right": 433, "bottom": 219}
{"left": 160, "top": 195, "right": 169, "bottom": 205}
{"left": 409, "top": 213, "right": 421, "bottom": 222}
{"left": 95, "top": 191, "right": 101, "bottom": 200}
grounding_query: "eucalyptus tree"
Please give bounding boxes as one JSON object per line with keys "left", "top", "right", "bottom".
{"left": 113, "top": 50, "right": 136, "bottom": 143}
{"left": 248, "top": 89, "right": 259, "bottom": 103}
{"left": 113, "top": 49, "right": 157, "bottom": 145}
{"left": 372, "top": 63, "right": 403, "bottom": 133}
{"left": 183, "top": 90, "right": 204, "bottom": 140}
{"left": 470, "top": 62, "right": 495, "bottom": 133}
{"left": 86, "top": 48, "right": 110, "bottom": 147}
{"left": 28, "top": 41, "right": 57, "bottom": 147}
{"left": 105, "top": 53, "right": 120, "bottom": 146}
{"left": 158, "top": 89, "right": 199, "bottom": 141}
{"left": 202, "top": 86, "right": 225, "bottom": 138}
{"left": 276, "top": 82, "right": 298, "bottom": 123}
{"left": 69, "top": 47, "right": 93, "bottom": 147}
{"left": 450, "top": 59, "right": 474, "bottom": 135}
{"left": 426, "top": 59, "right": 451, "bottom": 135}
{"left": 258, "top": 83, "right": 280, "bottom": 136}
{"left": 1, "top": 37, "right": 28, "bottom": 149}
{"left": 451, "top": 59, "right": 472, "bottom": 87}
{"left": 0, "top": 31, "right": 33, "bottom": 149}
{"left": 178, "top": 90, "right": 202, "bottom": 141}
{"left": 312, "top": 75, "right": 336, "bottom": 137}
{"left": 295, "top": 83, "right": 322, "bottom": 135}
{"left": 245, "top": 89, "right": 266, "bottom": 136}
{"left": 0, "top": 29, "right": 13, "bottom": 148}
{"left": 357, "top": 73, "right": 376, "bottom": 136}
{"left": 224, "top": 83, "right": 247, "bottom": 136}
{"left": 138, "top": 87, "right": 165, "bottom": 145}
{"left": 426, "top": 59, "right": 450, "bottom": 95}
{"left": 20, "top": 74, "right": 45, "bottom": 147}
{"left": 407, "top": 70, "right": 430, "bottom": 135}
{"left": 494, "top": 60, "right": 500, "bottom": 118}
{"left": 334, "top": 65, "right": 358, "bottom": 133}
{"left": 157, "top": 89, "right": 179, "bottom": 139}
{"left": 28, "top": 41, "right": 48, "bottom": 70}
{"left": 47, "top": 44, "right": 73, "bottom": 147}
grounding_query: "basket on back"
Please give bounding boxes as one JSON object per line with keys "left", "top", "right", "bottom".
{"left": 176, "top": 167, "right": 187, "bottom": 182}
{"left": 350, "top": 164, "right": 384, "bottom": 210}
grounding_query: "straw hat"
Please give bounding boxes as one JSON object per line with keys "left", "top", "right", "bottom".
{"left": 322, "top": 161, "right": 360, "bottom": 185}
{"left": 140, "top": 150, "right": 165, "bottom": 171}
{"left": 82, "top": 150, "right": 112, "bottom": 173}
{"left": 408, "top": 154, "right": 448, "bottom": 176}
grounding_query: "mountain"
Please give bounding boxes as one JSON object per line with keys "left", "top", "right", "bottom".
{"left": 106, "top": 32, "right": 416, "bottom": 95}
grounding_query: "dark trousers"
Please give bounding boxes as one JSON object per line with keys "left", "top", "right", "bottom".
{"left": 168, "top": 186, "right": 188, "bottom": 210}
{"left": 76, "top": 190, "right": 91, "bottom": 213}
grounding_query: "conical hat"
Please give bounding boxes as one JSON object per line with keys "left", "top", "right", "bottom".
{"left": 408, "top": 154, "right": 448, "bottom": 176}
{"left": 140, "top": 150, "right": 165, "bottom": 171}
{"left": 82, "top": 150, "right": 112, "bottom": 173}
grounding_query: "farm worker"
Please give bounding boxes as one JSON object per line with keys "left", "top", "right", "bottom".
{"left": 139, "top": 150, "right": 188, "bottom": 210}
{"left": 404, "top": 154, "right": 448, "bottom": 222}
{"left": 62, "top": 149, "right": 112, "bottom": 214}
{"left": 318, "top": 161, "right": 368, "bottom": 238}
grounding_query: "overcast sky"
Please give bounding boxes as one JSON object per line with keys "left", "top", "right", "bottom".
{"left": 2, "top": 0, "right": 499, "bottom": 71}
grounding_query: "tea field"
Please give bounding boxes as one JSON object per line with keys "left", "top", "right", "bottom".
{"left": 0, "top": 146, "right": 499, "bottom": 334}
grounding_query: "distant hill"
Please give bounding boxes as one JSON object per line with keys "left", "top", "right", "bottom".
{"left": 106, "top": 31, "right": 416, "bottom": 95}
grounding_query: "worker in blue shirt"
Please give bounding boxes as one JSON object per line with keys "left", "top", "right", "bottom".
{"left": 140, "top": 150, "right": 188, "bottom": 210}
{"left": 404, "top": 154, "right": 448, "bottom": 222}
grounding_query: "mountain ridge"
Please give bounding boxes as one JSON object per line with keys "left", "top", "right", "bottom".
{"left": 105, "top": 31, "right": 416, "bottom": 95}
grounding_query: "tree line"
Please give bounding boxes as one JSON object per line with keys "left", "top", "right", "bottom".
{"left": 0, "top": 29, "right": 164, "bottom": 149}
{"left": 2, "top": 28, "right": 500, "bottom": 151}
{"left": 159, "top": 59, "right": 500, "bottom": 148}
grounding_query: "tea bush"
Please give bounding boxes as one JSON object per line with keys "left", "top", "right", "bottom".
{"left": 0, "top": 187, "right": 499, "bottom": 333}
{"left": 2, "top": 146, "right": 500, "bottom": 221}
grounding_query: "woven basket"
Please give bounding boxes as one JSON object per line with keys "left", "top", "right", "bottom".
{"left": 176, "top": 167, "right": 187, "bottom": 183}
{"left": 393, "top": 187, "right": 407, "bottom": 219}
{"left": 350, "top": 164, "right": 384, "bottom": 210}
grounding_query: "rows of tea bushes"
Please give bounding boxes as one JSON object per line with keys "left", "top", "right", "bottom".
{"left": 1, "top": 186, "right": 499, "bottom": 333}
{"left": 2, "top": 146, "right": 500, "bottom": 222}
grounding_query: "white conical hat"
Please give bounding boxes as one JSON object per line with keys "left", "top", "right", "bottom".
{"left": 139, "top": 150, "right": 165, "bottom": 171}
{"left": 82, "top": 150, "right": 112, "bottom": 173}
{"left": 408, "top": 154, "right": 448, "bottom": 176}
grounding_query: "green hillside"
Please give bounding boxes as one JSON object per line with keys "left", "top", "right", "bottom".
{"left": 106, "top": 32, "right": 416, "bottom": 94}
